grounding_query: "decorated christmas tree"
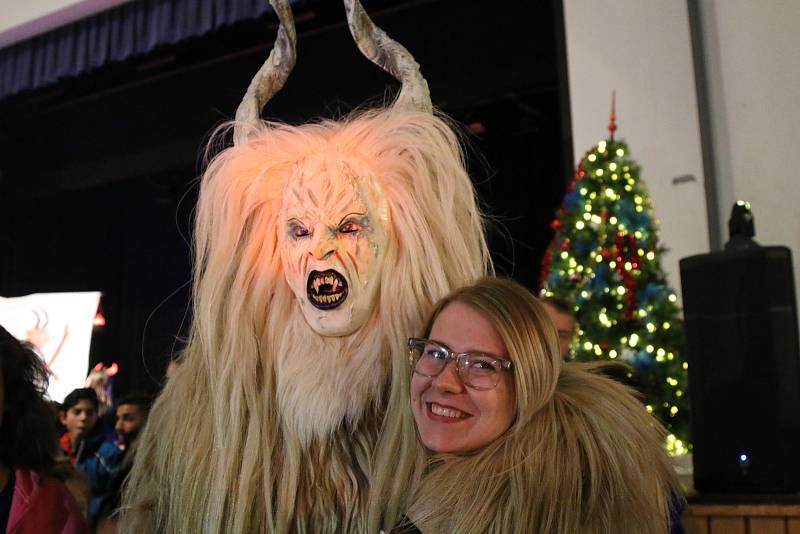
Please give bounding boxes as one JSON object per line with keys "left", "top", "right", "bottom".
{"left": 540, "top": 97, "right": 689, "bottom": 455}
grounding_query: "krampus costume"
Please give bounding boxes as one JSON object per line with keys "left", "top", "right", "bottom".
{"left": 121, "top": 1, "right": 489, "bottom": 532}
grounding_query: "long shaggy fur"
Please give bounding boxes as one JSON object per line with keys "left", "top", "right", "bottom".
{"left": 120, "top": 108, "right": 490, "bottom": 533}
{"left": 398, "top": 278, "right": 681, "bottom": 534}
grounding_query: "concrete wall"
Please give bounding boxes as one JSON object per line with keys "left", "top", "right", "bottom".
{"left": 0, "top": 0, "right": 131, "bottom": 49}
{"left": 698, "top": 0, "right": 800, "bottom": 306}
{"left": 563, "top": 0, "right": 709, "bottom": 302}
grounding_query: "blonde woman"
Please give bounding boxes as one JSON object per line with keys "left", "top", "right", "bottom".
{"left": 385, "top": 277, "right": 681, "bottom": 534}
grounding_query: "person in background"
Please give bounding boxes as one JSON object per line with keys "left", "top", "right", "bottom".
{"left": 0, "top": 325, "right": 89, "bottom": 533}
{"left": 114, "top": 393, "right": 151, "bottom": 454}
{"left": 540, "top": 296, "right": 577, "bottom": 358}
{"left": 45, "top": 399, "right": 92, "bottom": 518}
{"left": 393, "top": 278, "right": 680, "bottom": 533}
{"left": 95, "top": 393, "right": 153, "bottom": 534}
{"left": 59, "top": 388, "right": 122, "bottom": 525}
{"left": 58, "top": 389, "right": 98, "bottom": 464}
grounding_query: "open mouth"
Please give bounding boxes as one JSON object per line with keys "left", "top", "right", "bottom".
{"left": 427, "top": 402, "right": 469, "bottom": 419}
{"left": 306, "top": 269, "right": 348, "bottom": 310}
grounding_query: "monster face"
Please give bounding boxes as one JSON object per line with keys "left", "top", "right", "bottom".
{"left": 280, "top": 156, "right": 389, "bottom": 336}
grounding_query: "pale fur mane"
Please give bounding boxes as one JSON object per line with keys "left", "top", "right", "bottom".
{"left": 121, "top": 108, "right": 490, "bottom": 533}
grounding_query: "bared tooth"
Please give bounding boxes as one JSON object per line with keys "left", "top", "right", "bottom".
{"left": 332, "top": 278, "right": 338, "bottom": 290}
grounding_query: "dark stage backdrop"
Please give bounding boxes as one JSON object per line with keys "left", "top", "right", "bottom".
{"left": 0, "top": 0, "right": 572, "bottom": 395}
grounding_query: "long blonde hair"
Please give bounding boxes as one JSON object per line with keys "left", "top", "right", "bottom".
{"left": 396, "top": 277, "right": 680, "bottom": 533}
{"left": 120, "top": 108, "right": 490, "bottom": 533}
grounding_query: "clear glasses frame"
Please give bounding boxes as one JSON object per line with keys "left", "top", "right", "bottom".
{"left": 408, "top": 337, "right": 513, "bottom": 391}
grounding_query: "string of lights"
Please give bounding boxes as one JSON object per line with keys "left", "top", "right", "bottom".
{"left": 540, "top": 125, "right": 690, "bottom": 456}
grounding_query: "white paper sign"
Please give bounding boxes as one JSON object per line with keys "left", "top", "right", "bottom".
{"left": 0, "top": 292, "right": 101, "bottom": 402}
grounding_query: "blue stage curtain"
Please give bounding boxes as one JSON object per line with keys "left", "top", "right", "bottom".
{"left": 0, "top": 0, "right": 296, "bottom": 100}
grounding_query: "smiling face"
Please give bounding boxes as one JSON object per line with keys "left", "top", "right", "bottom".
{"left": 280, "top": 156, "right": 390, "bottom": 337}
{"left": 411, "top": 301, "right": 516, "bottom": 453}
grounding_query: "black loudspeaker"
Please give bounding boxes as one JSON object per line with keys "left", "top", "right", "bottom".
{"left": 680, "top": 245, "right": 800, "bottom": 493}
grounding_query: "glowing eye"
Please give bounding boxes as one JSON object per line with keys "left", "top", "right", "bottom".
{"left": 288, "top": 221, "right": 311, "bottom": 239}
{"left": 293, "top": 226, "right": 310, "bottom": 238}
{"left": 339, "top": 221, "right": 362, "bottom": 233}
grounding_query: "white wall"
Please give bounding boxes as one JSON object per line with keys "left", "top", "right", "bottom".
{"left": 699, "top": 0, "right": 800, "bottom": 307}
{"left": 0, "top": 0, "right": 131, "bottom": 49}
{"left": 563, "top": 0, "right": 709, "bottom": 302}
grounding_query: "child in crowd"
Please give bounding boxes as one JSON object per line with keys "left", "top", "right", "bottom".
{"left": 58, "top": 388, "right": 122, "bottom": 524}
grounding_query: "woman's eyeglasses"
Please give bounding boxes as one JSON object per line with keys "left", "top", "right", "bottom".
{"left": 408, "top": 338, "right": 513, "bottom": 390}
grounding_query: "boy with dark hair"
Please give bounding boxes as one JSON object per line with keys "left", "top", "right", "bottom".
{"left": 59, "top": 387, "right": 122, "bottom": 525}
{"left": 59, "top": 389, "right": 99, "bottom": 463}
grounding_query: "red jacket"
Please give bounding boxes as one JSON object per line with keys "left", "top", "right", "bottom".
{"left": 7, "top": 469, "right": 89, "bottom": 534}
{"left": 59, "top": 434, "right": 77, "bottom": 464}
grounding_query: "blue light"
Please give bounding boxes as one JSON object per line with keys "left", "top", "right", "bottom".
{"left": 740, "top": 454, "right": 748, "bottom": 462}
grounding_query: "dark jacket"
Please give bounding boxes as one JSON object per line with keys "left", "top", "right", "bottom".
{"left": 60, "top": 429, "right": 122, "bottom": 522}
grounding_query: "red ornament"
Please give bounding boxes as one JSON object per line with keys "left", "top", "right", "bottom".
{"left": 613, "top": 231, "right": 641, "bottom": 318}
{"left": 608, "top": 90, "right": 618, "bottom": 141}
{"left": 550, "top": 219, "right": 562, "bottom": 230}
{"left": 560, "top": 240, "right": 571, "bottom": 251}
{"left": 539, "top": 249, "right": 553, "bottom": 287}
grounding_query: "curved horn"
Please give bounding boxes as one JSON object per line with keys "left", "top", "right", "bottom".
{"left": 234, "top": 0, "right": 297, "bottom": 145}
{"left": 343, "top": 0, "right": 432, "bottom": 113}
